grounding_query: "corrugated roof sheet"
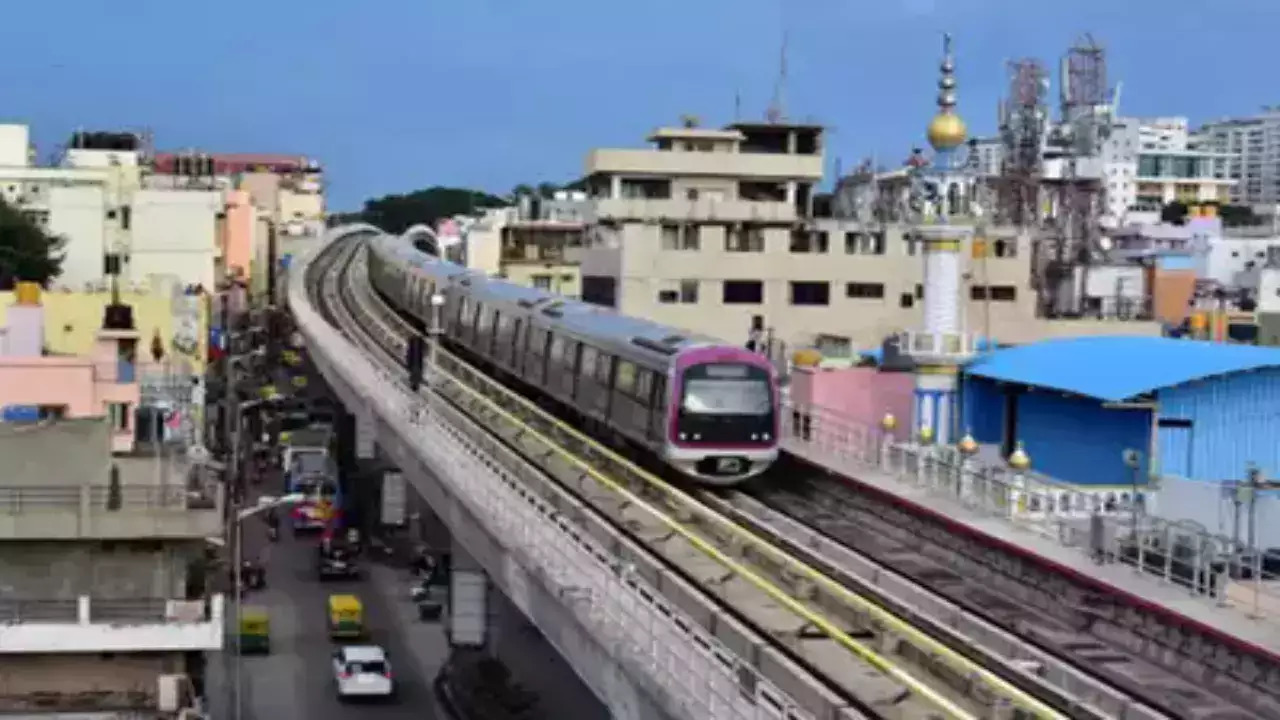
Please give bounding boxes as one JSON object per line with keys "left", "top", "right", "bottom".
{"left": 964, "top": 336, "right": 1280, "bottom": 401}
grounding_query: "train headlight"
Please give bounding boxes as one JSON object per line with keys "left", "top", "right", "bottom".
{"left": 679, "top": 432, "right": 687, "bottom": 441}
{"left": 762, "top": 432, "right": 770, "bottom": 441}
{"left": 693, "top": 434, "right": 701, "bottom": 441}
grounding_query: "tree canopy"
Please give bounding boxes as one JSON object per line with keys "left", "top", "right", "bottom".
{"left": 333, "top": 179, "right": 587, "bottom": 234}
{"left": 0, "top": 198, "right": 64, "bottom": 289}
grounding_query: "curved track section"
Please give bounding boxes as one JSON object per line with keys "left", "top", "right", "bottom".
{"left": 339, "top": 231, "right": 1163, "bottom": 720}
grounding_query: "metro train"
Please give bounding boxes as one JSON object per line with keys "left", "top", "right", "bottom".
{"left": 367, "top": 234, "right": 780, "bottom": 485}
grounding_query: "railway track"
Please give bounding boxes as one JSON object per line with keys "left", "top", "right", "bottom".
{"left": 729, "top": 474, "right": 1271, "bottom": 720}
{"left": 305, "top": 234, "right": 1169, "bottom": 720}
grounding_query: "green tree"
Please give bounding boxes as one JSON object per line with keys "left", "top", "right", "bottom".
{"left": 356, "top": 186, "right": 507, "bottom": 235}
{"left": 0, "top": 198, "right": 64, "bottom": 289}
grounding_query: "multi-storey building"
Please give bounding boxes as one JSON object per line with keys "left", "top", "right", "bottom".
{"left": 0, "top": 125, "right": 224, "bottom": 291}
{"left": 1194, "top": 108, "right": 1280, "bottom": 207}
{"left": 573, "top": 120, "right": 1162, "bottom": 351}
{"left": 0, "top": 286, "right": 224, "bottom": 717}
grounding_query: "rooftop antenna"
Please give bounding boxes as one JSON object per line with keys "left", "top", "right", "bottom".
{"left": 765, "top": 27, "right": 789, "bottom": 123}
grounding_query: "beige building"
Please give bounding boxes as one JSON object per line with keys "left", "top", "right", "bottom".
{"left": 570, "top": 121, "right": 1160, "bottom": 351}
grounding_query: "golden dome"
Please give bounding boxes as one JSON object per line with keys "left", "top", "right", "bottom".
{"left": 927, "top": 112, "right": 968, "bottom": 151}
{"left": 792, "top": 348, "right": 823, "bottom": 368}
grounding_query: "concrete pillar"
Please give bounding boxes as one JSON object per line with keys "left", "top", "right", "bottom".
{"left": 909, "top": 225, "right": 971, "bottom": 446}
{"left": 447, "top": 538, "right": 489, "bottom": 649}
{"left": 77, "top": 596, "right": 91, "bottom": 624}
{"left": 609, "top": 175, "right": 621, "bottom": 200}
{"left": 355, "top": 405, "right": 375, "bottom": 461}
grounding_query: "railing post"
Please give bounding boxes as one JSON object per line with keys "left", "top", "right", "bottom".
{"left": 77, "top": 596, "right": 91, "bottom": 624}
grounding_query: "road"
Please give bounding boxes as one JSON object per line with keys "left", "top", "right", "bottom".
{"left": 207, "top": 509, "right": 446, "bottom": 720}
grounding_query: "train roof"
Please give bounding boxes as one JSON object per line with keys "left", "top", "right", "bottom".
{"left": 378, "top": 231, "right": 728, "bottom": 356}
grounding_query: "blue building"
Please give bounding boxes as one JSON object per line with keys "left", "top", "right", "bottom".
{"left": 961, "top": 336, "right": 1280, "bottom": 491}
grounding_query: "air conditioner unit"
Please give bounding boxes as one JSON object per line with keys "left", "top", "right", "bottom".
{"left": 157, "top": 673, "right": 190, "bottom": 712}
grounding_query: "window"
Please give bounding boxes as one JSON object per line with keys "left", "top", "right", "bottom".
{"left": 531, "top": 274, "right": 552, "bottom": 290}
{"left": 915, "top": 283, "right": 924, "bottom": 299}
{"left": 679, "top": 279, "right": 698, "bottom": 303}
{"left": 844, "top": 231, "right": 885, "bottom": 255}
{"left": 120, "top": 206, "right": 132, "bottom": 231}
{"left": 970, "top": 285, "right": 1018, "bottom": 302}
{"left": 108, "top": 403, "right": 130, "bottom": 432}
{"left": 789, "top": 281, "right": 830, "bottom": 306}
{"left": 659, "top": 280, "right": 698, "bottom": 304}
{"left": 899, "top": 293, "right": 914, "bottom": 309}
{"left": 722, "top": 280, "right": 763, "bottom": 304}
{"left": 845, "top": 282, "right": 885, "bottom": 299}
{"left": 616, "top": 361, "right": 637, "bottom": 394}
{"left": 789, "top": 230, "right": 828, "bottom": 253}
{"left": 725, "top": 225, "right": 765, "bottom": 252}
{"left": 661, "top": 224, "right": 699, "bottom": 250}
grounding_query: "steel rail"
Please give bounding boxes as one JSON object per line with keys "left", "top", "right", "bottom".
{"left": 331, "top": 240, "right": 1078, "bottom": 720}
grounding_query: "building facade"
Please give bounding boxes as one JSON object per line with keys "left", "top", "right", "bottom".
{"left": 1194, "top": 108, "right": 1280, "bottom": 207}
{"left": 0, "top": 285, "right": 222, "bottom": 716}
{"left": 962, "top": 336, "right": 1280, "bottom": 544}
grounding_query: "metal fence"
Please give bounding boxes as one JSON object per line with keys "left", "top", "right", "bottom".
{"left": 0, "top": 484, "right": 218, "bottom": 512}
{"left": 782, "top": 400, "right": 1280, "bottom": 622}
{"left": 0, "top": 597, "right": 205, "bottom": 624}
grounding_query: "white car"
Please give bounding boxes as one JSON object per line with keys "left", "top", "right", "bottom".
{"left": 332, "top": 645, "right": 395, "bottom": 700}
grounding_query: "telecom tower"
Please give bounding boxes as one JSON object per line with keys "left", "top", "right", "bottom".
{"left": 1036, "top": 34, "right": 1116, "bottom": 316}
{"left": 901, "top": 34, "right": 976, "bottom": 446}
{"left": 995, "top": 59, "right": 1049, "bottom": 227}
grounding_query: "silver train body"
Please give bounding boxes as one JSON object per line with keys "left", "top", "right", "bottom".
{"left": 366, "top": 234, "right": 781, "bottom": 485}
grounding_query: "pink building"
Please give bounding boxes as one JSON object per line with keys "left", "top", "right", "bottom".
{"left": 0, "top": 284, "right": 141, "bottom": 453}
{"left": 221, "top": 189, "right": 256, "bottom": 280}
{"left": 788, "top": 365, "right": 915, "bottom": 441}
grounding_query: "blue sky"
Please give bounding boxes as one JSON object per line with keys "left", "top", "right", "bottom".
{"left": 1, "top": 0, "right": 1275, "bottom": 210}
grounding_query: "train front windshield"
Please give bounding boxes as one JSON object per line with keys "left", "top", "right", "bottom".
{"left": 677, "top": 363, "right": 774, "bottom": 444}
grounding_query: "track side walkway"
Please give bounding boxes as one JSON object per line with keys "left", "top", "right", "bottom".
{"left": 782, "top": 433, "right": 1280, "bottom": 666}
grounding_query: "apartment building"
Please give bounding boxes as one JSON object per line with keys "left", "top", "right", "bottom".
{"left": 0, "top": 125, "right": 224, "bottom": 291}
{"left": 0, "top": 285, "right": 223, "bottom": 717}
{"left": 572, "top": 120, "right": 1161, "bottom": 350}
{"left": 1194, "top": 108, "right": 1280, "bottom": 206}
{"left": 459, "top": 193, "right": 593, "bottom": 296}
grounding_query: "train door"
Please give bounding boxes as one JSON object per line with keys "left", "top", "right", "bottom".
{"left": 511, "top": 319, "right": 525, "bottom": 376}
{"left": 647, "top": 375, "right": 667, "bottom": 442}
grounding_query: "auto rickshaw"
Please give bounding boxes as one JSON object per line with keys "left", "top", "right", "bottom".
{"left": 327, "top": 594, "right": 364, "bottom": 639}
{"left": 238, "top": 607, "right": 271, "bottom": 654}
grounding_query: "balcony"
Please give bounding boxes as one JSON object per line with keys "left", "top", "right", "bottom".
{"left": 0, "top": 483, "right": 223, "bottom": 540}
{"left": 594, "top": 197, "right": 797, "bottom": 223}
{"left": 587, "top": 148, "right": 824, "bottom": 180}
{"left": 0, "top": 595, "right": 224, "bottom": 653}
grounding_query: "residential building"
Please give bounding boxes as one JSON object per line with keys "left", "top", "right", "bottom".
{"left": 1194, "top": 108, "right": 1280, "bottom": 206}
{"left": 579, "top": 119, "right": 1161, "bottom": 350}
{"left": 0, "top": 125, "right": 224, "bottom": 291}
{"left": 498, "top": 220, "right": 586, "bottom": 298}
{"left": 969, "top": 136, "right": 1005, "bottom": 178}
{"left": 1101, "top": 117, "right": 1233, "bottom": 223}
{"left": 0, "top": 284, "right": 223, "bottom": 717}
{"left": 458, "top": 196, "right": 590, "bottom": 296}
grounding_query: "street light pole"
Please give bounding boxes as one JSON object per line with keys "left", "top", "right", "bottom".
{"left": 428, "top": 293, "right": 444, "bottom": 382}
{"left": 229, "top": 493, "right": 304, "bottom": 720}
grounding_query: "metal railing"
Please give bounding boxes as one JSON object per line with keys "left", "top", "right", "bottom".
{"left": 0, "top": 596, "right": 210, "bottom": 624}
{"left": 782, "top": 401, "right": 1280, "bottom": 624}
{"left": 298, "top": 233, "right": 820, "bottom": 720}
{"left": 0, "top": 484, "right": 219, "bottom": 512}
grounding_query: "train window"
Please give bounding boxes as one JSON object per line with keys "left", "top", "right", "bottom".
{"left": 616, "top": 361, "right": 637, "bottom": 394}
{"left": 635, "top": 369, "right": 652, "bottom": 402}
{"left": 580, "top": 346, "right": 597, "bottom": 377}
{"left": 595, "top": 354, "right": 612, "bottom": 384}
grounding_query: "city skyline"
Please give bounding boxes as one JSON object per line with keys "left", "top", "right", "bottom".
{"left": 1, "top": 0, "right": 1276, "bottom": 209}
